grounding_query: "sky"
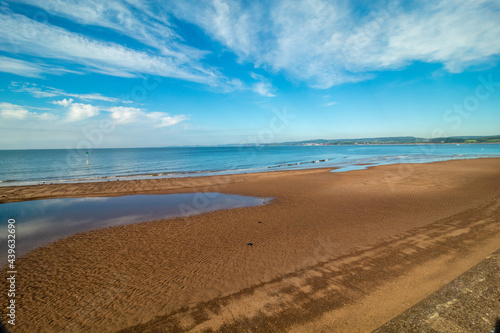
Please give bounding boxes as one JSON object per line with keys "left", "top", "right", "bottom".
{"left": 0, "top": 0, "right": 499, "bottom": 149}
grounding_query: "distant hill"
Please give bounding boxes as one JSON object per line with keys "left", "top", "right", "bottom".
{"left": 268, "top": 135, "right": 500, "bottom": 146}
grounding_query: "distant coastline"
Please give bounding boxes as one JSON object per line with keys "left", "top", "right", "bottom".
{"left": 223, "top": 134, "right": 500, "bottom": 147}
{"left": 261, "top": 142, "right": 500, "bottom": 147}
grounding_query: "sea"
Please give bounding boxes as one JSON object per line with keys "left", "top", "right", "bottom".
{"left": 1, "top": 144, "right": 500, "bottom": 186}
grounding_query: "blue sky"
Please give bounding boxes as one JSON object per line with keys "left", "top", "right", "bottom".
{"left": 0, "top": 0, "right": 499, "bottom": 149}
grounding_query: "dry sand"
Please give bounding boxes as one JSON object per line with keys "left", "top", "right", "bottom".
{"left": 373, "top": 249, "right": 500, "bottom": 332}
{"left": 1, "top": 158, "right": 500, "bottom": 332}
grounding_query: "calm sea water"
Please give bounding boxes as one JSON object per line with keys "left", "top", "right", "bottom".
{"left": 1, "top": 144, "right": 499, "bottom": 186}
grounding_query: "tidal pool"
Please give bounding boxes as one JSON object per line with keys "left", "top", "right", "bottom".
{"left": 0, "top": 193, "right": 271, "bottom": 259}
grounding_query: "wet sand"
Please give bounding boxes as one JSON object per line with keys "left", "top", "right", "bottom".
{"left": 1, "top": 158, "right": 500, "bottom": 332}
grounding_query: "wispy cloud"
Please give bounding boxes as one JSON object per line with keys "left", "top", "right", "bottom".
{"left": 0, "top": 8, "right": 223, "bottom": 85}
{"left": 250, "top": 73, "right": 275, "bottom": 97}
{"left": 252, "top": 82, "right": 275, "bottom": 97}
{"left": 0, "top": 56, "right": 45, "bottom": 78}
{"left": 14, "top": 0, "right": 206, "bottom": 60}
{"left": 0, "top": 56, "right": 77, "bottom": 78}
{"left": 167, "top": 0, "right": 500, "bottom": 88}
{"left": 10, "top": 81, "right": 58, "bottom": 97}
{"left": 10, "top": 82, "right": 128, "bottom": 102}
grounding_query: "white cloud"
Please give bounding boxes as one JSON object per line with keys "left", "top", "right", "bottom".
{"left": 0, "top": 100, "right": 185, "bottom": 127}
{"left": 108, "top": 106, "right": 188, "bottom": 127}
{"left": 0, "top": 9, "right": 223, "bottom": 85}
{"left": 52, "top": 99, "right": 100, "bottom": 122}
{"left": 3, "top": 0, "right": 499, "bottom": 91}
{"left": 37, "top": 112, "right": 58, "bottom": 121}
{"left": 0, "top": 102, "right": 57, "bottom": 120}
{"left": 52, "top": 98, "right": 73, "bottom": 107}
{"left": 108, "top": 106, "right": 138, "bottom": 124}
{"left": 67, "top": 103, "right": 100, "bottom": 122}
{"left": 167, "top": 0, "right": 500, "bottom": 88}
{"left": 0, "top": 103, "right": 29, "bottom": 119}
{"left": 151, "top": 113, "right": 189, "bottom": 127}
{"left": 10, "top": 82, "right": 126, "bottom": 102}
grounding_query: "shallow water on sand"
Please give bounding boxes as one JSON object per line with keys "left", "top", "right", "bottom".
{"left": 0, "top": 193, "right": 271, "bottom": 258}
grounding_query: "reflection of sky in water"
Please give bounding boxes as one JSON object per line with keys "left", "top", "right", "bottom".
{"left": 329, "top": 153, "right": 495, "bottom": 173}
{"left": 0, "top": 193, "right": 270, "bottom": 260}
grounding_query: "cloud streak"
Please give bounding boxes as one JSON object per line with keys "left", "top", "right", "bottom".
{"left": 0, "top": 56, "right": 78, "bottom": 78}
{"left": 9, "top": 82, "right": 129, "bottom": 103}
{"left": 14, "top": 0, "right": 206, "bottom": 60}
{"left": 324, "top": 101, "right": 337, "bottom": 107}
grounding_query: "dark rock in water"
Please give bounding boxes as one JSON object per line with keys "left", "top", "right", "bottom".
{"left": 247, "top": 243, "right": 253, "bottom": 246}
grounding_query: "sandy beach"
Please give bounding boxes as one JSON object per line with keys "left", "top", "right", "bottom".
{"left": 1, "top": 158, "right": 500, "bottom": 332}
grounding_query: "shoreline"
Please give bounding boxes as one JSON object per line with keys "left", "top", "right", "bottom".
{"left": 1, "top": 156, "right": 500, "bottom": 204}
{"left": 1, "top": 158, "right": 500, "bottom": 332}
